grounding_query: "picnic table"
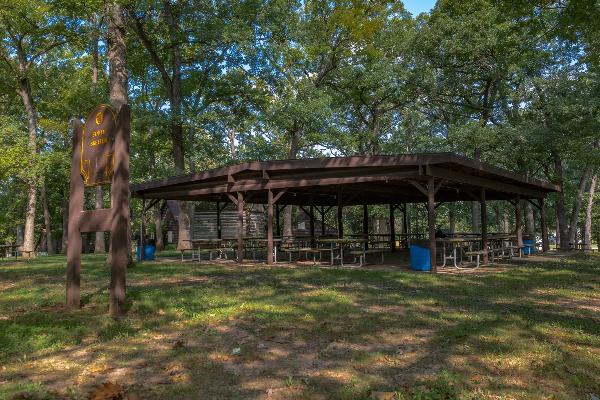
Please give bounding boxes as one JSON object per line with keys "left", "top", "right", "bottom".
{"left": 247, "top": 238, "right": 283, "bottom": 262}
{"left": 0, "top": 244, "right": 18, "bottom": 258}
{"left": 317, "top": 238, "right": 368, "bottom": 266}
{"left": 436, "top": 237, "right": 481, "bottom": 268}
{"left": 437, "top": 234, "right": 525, "bottom": 269}
{"left": 183, "top": 239, "right": 232, "bottom": 261}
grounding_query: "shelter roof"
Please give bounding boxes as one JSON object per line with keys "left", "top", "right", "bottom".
{"left": 131, "top": 153, "right": 559, "bottom": 205}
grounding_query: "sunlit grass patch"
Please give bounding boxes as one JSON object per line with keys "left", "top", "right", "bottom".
{"left": 1, "top": 253, "right": 599, "bottom": 399}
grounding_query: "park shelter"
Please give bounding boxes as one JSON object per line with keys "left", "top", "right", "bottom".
{"left": 131, "top": 153, "right": 559, "bottom": 272}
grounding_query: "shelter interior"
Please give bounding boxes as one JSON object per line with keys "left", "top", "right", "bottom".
{"left": 132, "top": 153, "right": 559, "bottom": 272}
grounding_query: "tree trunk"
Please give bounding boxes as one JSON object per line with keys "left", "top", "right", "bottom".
{"left": 91, "top": 12, "right": 106, "bottom": 254}
{"left": 283, "top": 126, "right": 300, "bottom": 237}
{"left": 107, "top": 4, "right": 128, "bottom": 110}
{"left": 552, "top": 152, "right": 569, "bottom": 250}
{"left": 95, "top": 186, "right": 106, "bottom": 252}
{"left": 92, "top": 12, "right": 99, "bottom": 87}
{"left": 471, "top": 149, "right": 482, "bottom": 233}
{"left": 525, "top": 201, "right": 535, "bottom": 234}
{"left": 155, "top": 204, "right": 164, "bottom": 250}
{"left": 106, "top": 0, "right": 131, "bottom": 267}
{"left": 61, "top": 198, "right": 68, "bottom": 254}
{"left": 16, "top": 74, "right": 38, "bottom": 258}
{"left": 502, "top": 206, "right": 510, "bottom": 233}
{"left": 556, "top": 214, "right": 561, "bottom": 248}
{"left": 448, "top": 208, "right": 456, "bottom": 234}
{"left": 41, "top": 180, "right": 55, "bottom": 254}
{"left": 187, "top": 125, "right": 196, "bottom": 171}
{"left": 228, "top": 129, "right": 237, "bottom": 160}
{"left": 584, "top": 173, "right": 597, "bottom": 251}
{"left": 567, "top": 168, "right": 590, "bottom": 245}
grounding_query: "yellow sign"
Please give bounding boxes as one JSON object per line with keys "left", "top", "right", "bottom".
{"left": 81, "top": 104, "right": 116, "bottom": 186}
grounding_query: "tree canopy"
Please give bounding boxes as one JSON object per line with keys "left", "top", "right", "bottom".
{"left": 0, "top": 0, "right": 599, "bottom": 252}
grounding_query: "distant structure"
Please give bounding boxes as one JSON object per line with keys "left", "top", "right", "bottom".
{"left": 159, "top": 202, "right": 337, "bottom": 244}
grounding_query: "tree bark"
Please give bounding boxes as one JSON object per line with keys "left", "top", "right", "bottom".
{"left": 40, "top": 180, "right": 55, "bottom": 254}
{"left": 95, "top": 186, "right": 106, "bottom": 252}
{"left": 61, "top": 198, "right": 68, "bottom": 254}
{"left": 16, "top": 71, "right": 38, "bottom": 258}
{"left": 525, "top": 201, "right": 535, "bottom": 234}
{"left": 106, "top": 0, "right": 132, "bottom": 269}
{"left": 90, "top": 12, "right": 106, "bottom": 254}
{"left": 154, "top": 204, "right": 164, "bottom": 250}
{"left": 552, "top": 151, "right": 569, "bottom": 250}
{"left": 584, "top": 173, "right": 597, "bottom": 251}
{"left": 567, "top": 168, "right": 590, "bottom": 245}
{"left": 283, "top": 125, "right": 300, "bottom": 237}
{"left": 228, "top": 129, "right": 237, "bottom": 160}
{"left": 502, "top": 206, "right": 510, "bottom": 233}
{"left": 107, "top": 4, "right": 128, "bottom": 110}
{"left": 471, "top": 149, "right": 482, "bottom": 233}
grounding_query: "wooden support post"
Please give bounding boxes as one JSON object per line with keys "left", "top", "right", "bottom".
{"left": 267, "top": 190, "right": 274, "bottom": 265}
{"left": 216, "top": 201, "right": 222, "bottom": 239}
{"left": 389, "top": 203, "right": 396, "bottom": 252}
{"left": 140, "top": 198, "right": 145, "bottom": 261}
{"left": 363, "top": 203, "right": 369, "bottom": 250}
{"left": 427, "top": 177, "right": 436, "bottom": 273}
{"left": 321, "top": 206, "right": 325, "bottom": 236}
{"left": 237, "top": 192, "right": 244, "bottom": 263}
{"left": 66, "top": 119, "right": 83, "bottom": 309}
{"left": 402, "top": 203, "right": 408, "bottom": 235}
{"left": 109, "top": 105, "right": 130, "bottom": 316}
{"left": 540, "top": 198, "right": 549, "bottom": 252}
{"left": 337, "top": 189, "right": 344, "bottom": 238}
{"left": 275, "top": 204, "right": 281, "bottom": 237}
{"left": 515, "top": 196, "right": 523, "bottom": 247}
{"left": 309, "top": 202, "right": 315, "bottom": 246}
{"left": 480, "top": 188, "right": 488, "bottom": 264}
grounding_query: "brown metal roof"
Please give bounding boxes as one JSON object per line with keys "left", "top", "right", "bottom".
{"left": 131, "top": 153, "right": 559, "bottom": 205}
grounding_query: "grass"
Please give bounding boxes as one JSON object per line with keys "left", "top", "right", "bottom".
{"left": 0, "top": 252, "right": 599, "bottom": 399}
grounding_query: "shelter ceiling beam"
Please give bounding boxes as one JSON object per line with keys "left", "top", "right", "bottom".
{"left": 408, "top": 180, "right": 428, "bottom": 197}
{"left": 426, "top": 165, "right": 544, "bottom": 198}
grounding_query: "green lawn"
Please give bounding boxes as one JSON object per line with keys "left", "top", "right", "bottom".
{"left": 1, "top": 253, "right": 599, "bottom": 399}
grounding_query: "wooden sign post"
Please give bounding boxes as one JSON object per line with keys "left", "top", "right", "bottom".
{"left": 67, "top": 104, "right": 130, "bottom": 316}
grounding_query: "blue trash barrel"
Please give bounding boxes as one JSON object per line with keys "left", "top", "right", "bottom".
{"left": 523, "top": 238, "right": 535, "bottom": 255}
{"left": 410, "top": 242, "right": 430, "bottom": 271}
{"left": 136, "top": 243, "right": 156, "bottom": 261}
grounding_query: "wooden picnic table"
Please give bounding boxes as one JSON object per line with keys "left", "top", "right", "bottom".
{"left": 247, "top": 238, "right": 284, "bottom": 262}
{"left": 316, "top": 238, "right": 366, "bottom": 266}
{"left": 0, "top": 244, "right": 18, "bottom": 258}
{"left": 436, "top": 237, "right": 481, "bottom": 268}
{"left": 183, "top": 239, "right": 229, "bottom": 261}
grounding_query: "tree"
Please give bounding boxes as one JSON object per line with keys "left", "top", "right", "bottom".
{"left": 0, "top": 1, "right": 81, "bottom": 257}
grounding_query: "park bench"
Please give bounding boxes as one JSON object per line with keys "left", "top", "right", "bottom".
{"left": 283, "top": 246, "right": 325, "bottom": 264}
{"left": 464, "top": 250, "right": 488, "bottom": 268}
{"left": 488, "top": 247, "right": 506, "bottom": 262}
{"left": 349, "top": 248, "right": 387, "bottom": 266}
{"left": 569, "top": 242, "right": 590, "bottom": 251}
{"left": 0, "top": 244, "right": 18, "bottom": 259}
{"left": 194, "top": 246, "right": 233, "bottom": 262}
{"left": 504, "top": 245, "right": 524, "bottom": 258}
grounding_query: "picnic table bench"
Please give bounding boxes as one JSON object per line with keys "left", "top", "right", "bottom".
{"left": 0, "top": 244, "right": 33, "bottom": 259}
{"left": 348, "top": 248, "right": 388, "bottom": 266}
{"left": 183, "top": 239, "right": 234, "bottom": 262}
{"left": 569, "top": 242, "right": 589, "bottom": 251}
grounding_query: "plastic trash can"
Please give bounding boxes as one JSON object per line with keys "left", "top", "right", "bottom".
{"left": 136, "top": 243, "right": 156, "bottom": 261}
{"left": 523, "top": 238, "right": 534, "bottom": 255}
{"left": 410, "top": 242, "right": 430, "bottom": 271}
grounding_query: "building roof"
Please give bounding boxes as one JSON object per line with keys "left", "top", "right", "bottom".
{"left": 131, "top": 153, "right": 559, "bottom": 206}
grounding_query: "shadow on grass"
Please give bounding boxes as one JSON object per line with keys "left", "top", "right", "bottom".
{"left": 0, "top": 252, "right": 599, "bottom": 399}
